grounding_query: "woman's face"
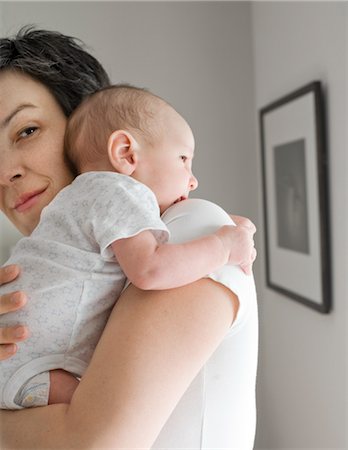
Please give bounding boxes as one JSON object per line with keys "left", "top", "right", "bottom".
{"left": 0, "top": 70, "right": 74, "bottom": 235}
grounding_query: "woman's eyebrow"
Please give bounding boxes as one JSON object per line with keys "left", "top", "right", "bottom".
{"left": 1, "top": 103, "right": 37, "bottom": 129}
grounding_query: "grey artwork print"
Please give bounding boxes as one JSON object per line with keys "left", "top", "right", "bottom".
{"left": 259, "top": 81, "right": 331, "bottom": 313}
{"left": 273, "top": 139, "right": 309, "bottom": 254}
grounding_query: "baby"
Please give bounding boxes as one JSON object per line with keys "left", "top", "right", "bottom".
{"left": 0, "top": 85, "right": 255, "bottom": 409}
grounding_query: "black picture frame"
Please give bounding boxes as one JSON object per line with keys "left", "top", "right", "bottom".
{"left": 259, "top": 81, "right": 331, "bottom": 313}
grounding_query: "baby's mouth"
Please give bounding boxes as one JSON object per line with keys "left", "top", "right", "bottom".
{"left": 173, "top": 196, "right": 187, "bottom": 204}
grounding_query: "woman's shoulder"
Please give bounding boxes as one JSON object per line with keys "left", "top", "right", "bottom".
{"left": 162, "top": 198, "right": 232, "bottom": 221}
{"left": 161, "top": 198, "right": 234, "bottom": 243}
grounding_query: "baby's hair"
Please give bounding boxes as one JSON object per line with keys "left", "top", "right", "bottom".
{"left": 64, "top": 84, "right": 168, "bottom": 172}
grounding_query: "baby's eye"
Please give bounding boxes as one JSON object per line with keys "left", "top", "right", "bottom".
{"left": 18, "top": 126, "right": 38, "bottom": 139}
{"left": 180, "top": 155, "right": 188, "bottom": 162}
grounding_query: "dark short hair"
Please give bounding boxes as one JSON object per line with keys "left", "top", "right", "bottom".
{"left": 0, "top": 25, "right": 111, "bottom": 117}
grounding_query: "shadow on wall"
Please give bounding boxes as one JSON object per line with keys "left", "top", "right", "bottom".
{"left": 0, "top": 215, "right": 22, "bottom": 264}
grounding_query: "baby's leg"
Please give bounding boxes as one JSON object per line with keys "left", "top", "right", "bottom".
{"left": 13, "top": 370, "right": 79, "bottom": 408}
{"left": 49, "top": 369, "right": 80, "bottom": 405}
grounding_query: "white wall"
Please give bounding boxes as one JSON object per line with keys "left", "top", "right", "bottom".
{"left": 252, "top": 3, "right": 347, "bottom": 449}
{"left": 0, "top": 1, "right": 257, "bottom": 263}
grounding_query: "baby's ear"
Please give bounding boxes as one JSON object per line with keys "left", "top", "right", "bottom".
{"left": 107, "top": 130, "right": 138, "bottom": 175}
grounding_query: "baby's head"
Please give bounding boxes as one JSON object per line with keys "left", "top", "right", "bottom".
{"left": 65, "top": 84, "right": 198, "bottom": 213}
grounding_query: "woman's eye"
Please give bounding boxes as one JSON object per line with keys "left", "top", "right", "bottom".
{"left": 180, "top": 155, "right": 187, "bottom": 162}
{"left": 18, "top": 126, "right": 38, "bottom": 139}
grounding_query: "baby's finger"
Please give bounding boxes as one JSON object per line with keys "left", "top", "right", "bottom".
{"left": 0, "top": 265, "right": 20, "bottom": 285}
{"left": 0, "top": 291, "right": 27, "bottom": 315}
{"left": 246, "top": 221, "right": 257, "bottom": 234}
{"left": 229, "top": 215, "right": 256, "bottom": 233}
{"left": 241, "top": 220, "right": 257, "bottom": 234}
{"left": 240, "top": 262, "right": 252, "bottom": 276}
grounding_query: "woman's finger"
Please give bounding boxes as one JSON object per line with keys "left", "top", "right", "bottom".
{"left": 0, "top": 343, "right": 18, "bottom": 361}
{"left": 0, "top": 291, "right": 27, "bottom": 315}
{"left": 0, "top": 265, "right": 20, "bottom": 285}
{"left": 0, "top": 325, "right": 29, "bottom": 344}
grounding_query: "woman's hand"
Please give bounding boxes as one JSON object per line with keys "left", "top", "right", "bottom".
{"left": 0, "top": 265, "right": 28, "bottom": 360}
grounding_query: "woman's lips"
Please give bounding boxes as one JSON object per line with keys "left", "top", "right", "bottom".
{"left": 14, "top": 189, "right": 47, "bottom": 213}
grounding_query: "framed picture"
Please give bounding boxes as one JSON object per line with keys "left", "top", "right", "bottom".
{"left": 259, "top": 81, "right": 331, "bottom": 313}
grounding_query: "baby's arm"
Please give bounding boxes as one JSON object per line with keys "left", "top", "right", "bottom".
{"left": 111, "top": 224, "right": 255, "bottom": 290}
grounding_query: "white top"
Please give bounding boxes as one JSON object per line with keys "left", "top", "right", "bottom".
{"left": 0, "top": 172, "right": 169, "bottom": 409}
{"left": 152, "top": 199, "right": 258, "bottom": 450}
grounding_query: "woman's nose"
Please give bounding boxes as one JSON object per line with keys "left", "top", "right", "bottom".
{"left": 189, "top": 174, "right": 198, "bottom": 191}
{"left": 0, "top": 167, "right": 24, "bottom": 186}
{"left": 10, "top": 173, "right": 22, "bottom": 182}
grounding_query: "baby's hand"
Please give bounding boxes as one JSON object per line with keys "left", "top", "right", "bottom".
{"left": 229, "top": 215, "right": 256, "bottom": 233}
{"left": 216, "top": 224, "right": 256, "bottom": 275}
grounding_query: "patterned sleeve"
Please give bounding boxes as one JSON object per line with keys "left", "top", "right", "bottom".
{"left": 88, "top": 173, "right": 169, "bottom": 260}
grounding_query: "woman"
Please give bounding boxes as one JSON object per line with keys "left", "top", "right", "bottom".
{"left": 0, "top": 27, "right": 258, "bottom": 449}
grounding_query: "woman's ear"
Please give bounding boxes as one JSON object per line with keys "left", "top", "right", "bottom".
{"left": 107, "top": 130, "right": 138, "bottom": 175}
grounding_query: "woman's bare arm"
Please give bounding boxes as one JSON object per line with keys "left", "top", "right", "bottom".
{"left": 0, "top": 279, "right": 238, "bottom": 450}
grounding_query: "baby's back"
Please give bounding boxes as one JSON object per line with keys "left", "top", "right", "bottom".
{"left": 0, "top": 175, "right": 126, "bottom": 409}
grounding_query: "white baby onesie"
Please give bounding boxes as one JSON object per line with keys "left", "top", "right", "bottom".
{"left": 0, "top": 171, "right": 169, "bottom": 409}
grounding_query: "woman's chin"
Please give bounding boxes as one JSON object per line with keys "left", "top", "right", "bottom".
{"left": 12, "top": 202, "right": 45, "bottom": 235}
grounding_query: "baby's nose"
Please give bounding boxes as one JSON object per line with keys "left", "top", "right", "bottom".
{"left": 189, "top": 174, "right": 198, "bottom": 191}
